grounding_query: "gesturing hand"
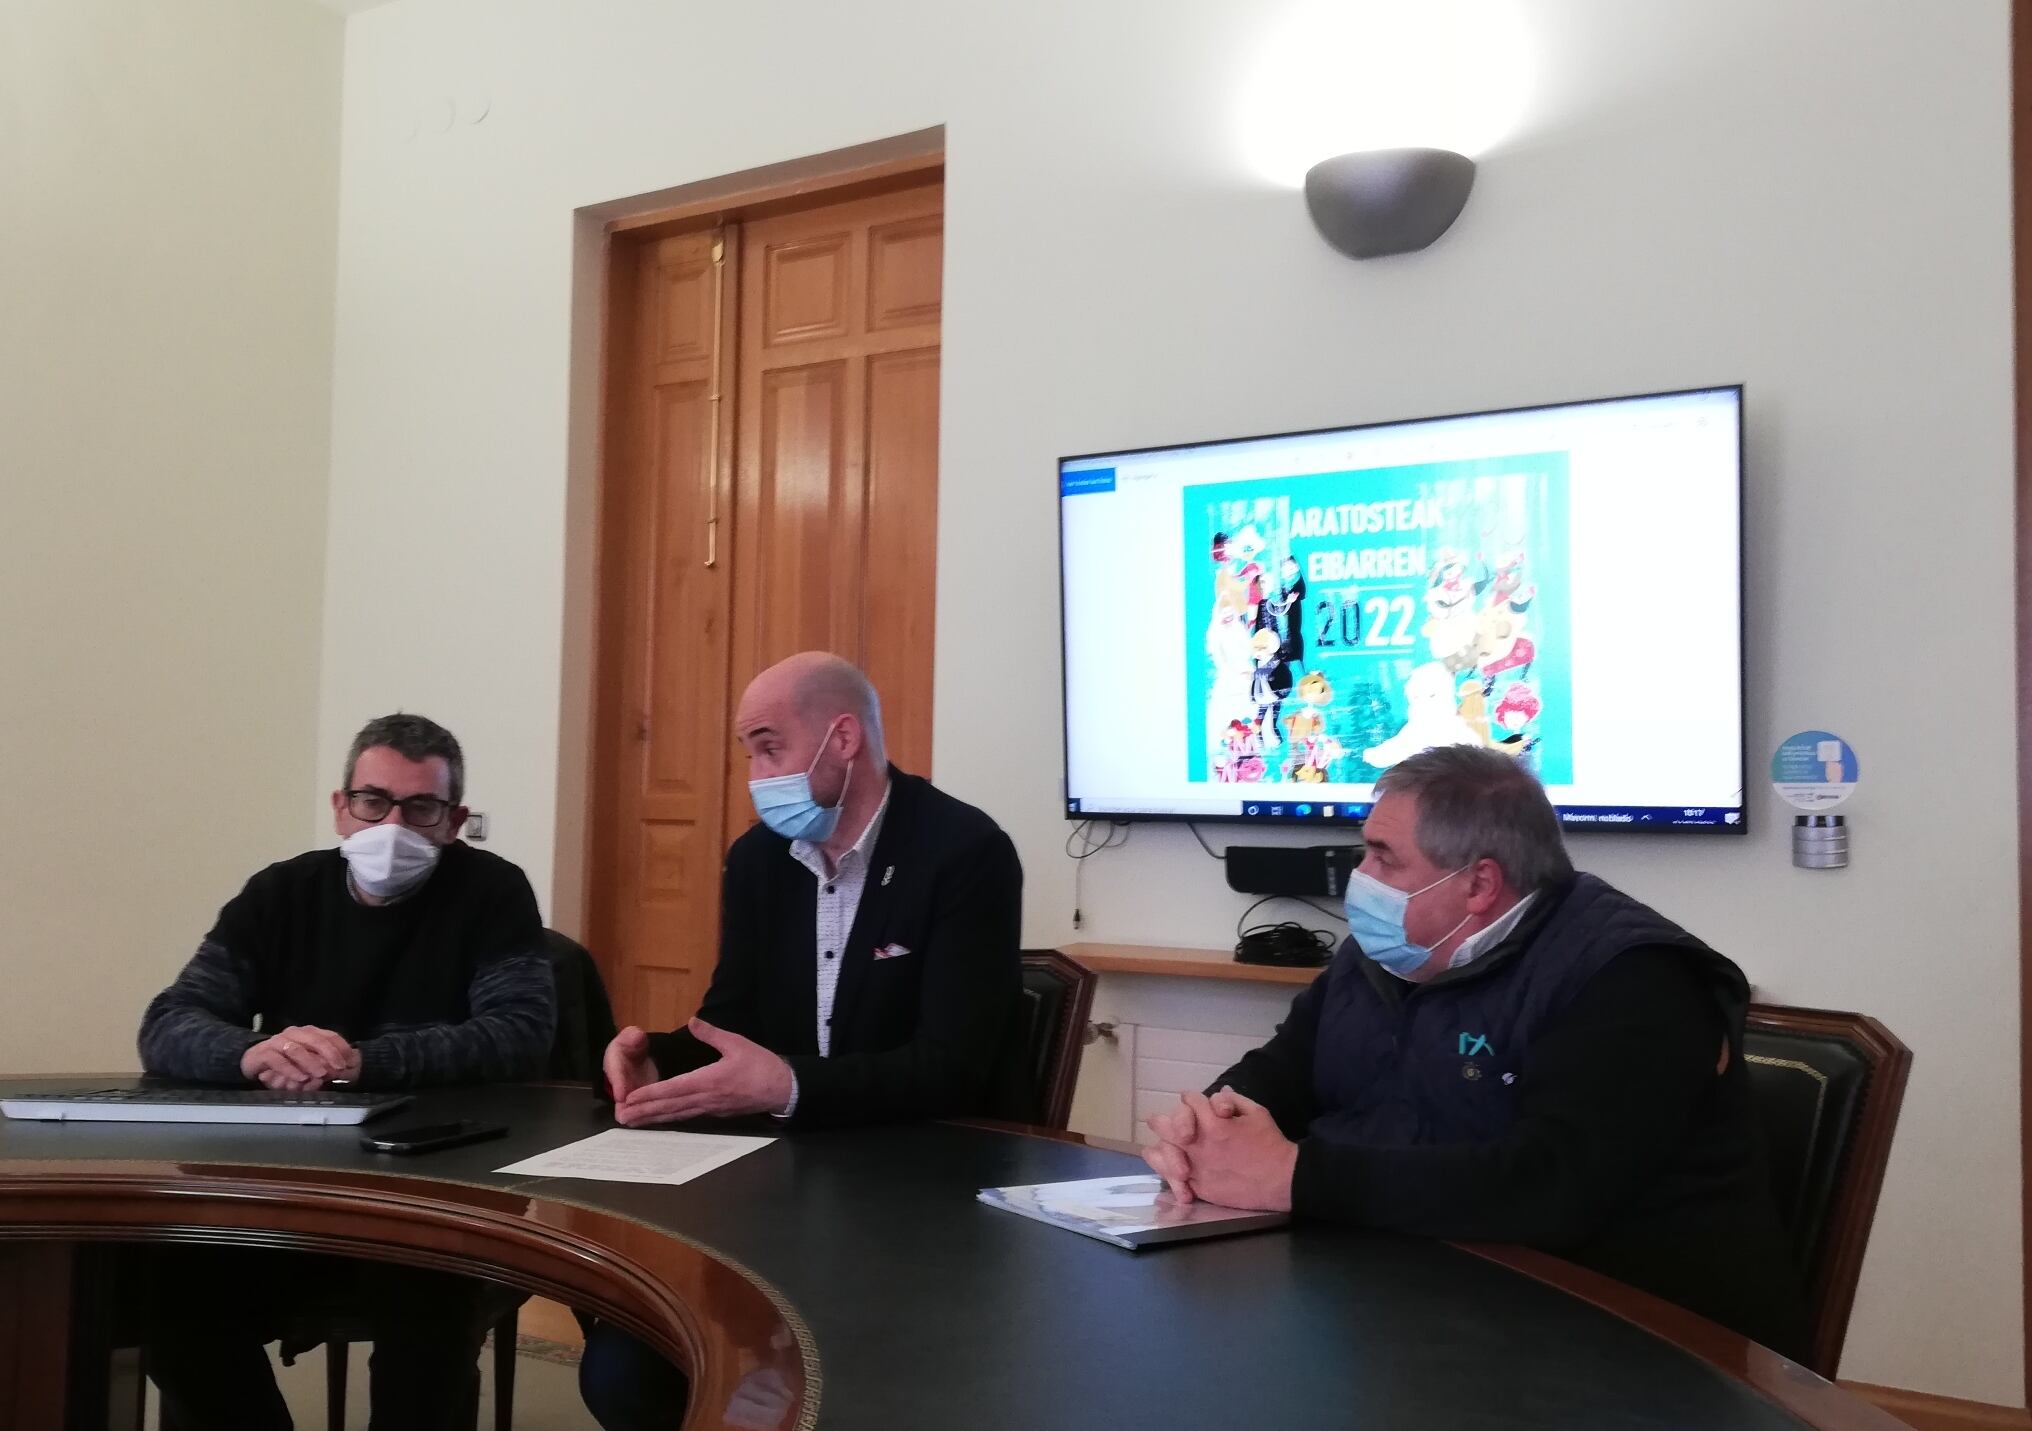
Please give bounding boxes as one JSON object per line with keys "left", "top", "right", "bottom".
{"left": 241, "top": 1025, "right": 359, "bottom": 1091}
{"left": 615, "top": 1019, "right": 794, "bottom": 1127}
{"left": 602, "top": 1026, "right": 661, "bottom": 1102}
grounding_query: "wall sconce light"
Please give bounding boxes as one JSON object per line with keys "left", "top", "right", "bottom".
{"left": 1304, "top": 147, "right": 1477, "bottom": 259}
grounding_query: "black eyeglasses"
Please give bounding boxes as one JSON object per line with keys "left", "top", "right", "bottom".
{"left": 345, "top": 788, "right": 453, "bottom": 827}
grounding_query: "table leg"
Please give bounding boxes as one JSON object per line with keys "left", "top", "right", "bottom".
{"left": 0, "top": 1242, "right": 144, "bottom": 1431}
{"left": 68, "top": 1244, "right": 144, "bottom": 1431}
{"left": 0, "top": 1241, "right": 76, "bottom": 1431}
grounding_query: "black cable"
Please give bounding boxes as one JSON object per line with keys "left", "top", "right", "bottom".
{"left": 1227, "top": 894, "right": 1341, "bottom": 939}
{"left": 1232, "top": 893, "right": 1344, "bottom": 968}
{"left": 1295, "top": 895, "right": 1348, "bottom": 923}
{"left": 1064, "top": 819, "right": 1129, "bottom": 860}
{"left": 1065, "top": 820, "right": 1130, "bottom": 929}
{"left": 1185, "top": 822, "right": 1223, "bottom": 860}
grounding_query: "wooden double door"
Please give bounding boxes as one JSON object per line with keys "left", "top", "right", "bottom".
{"left": 589, "top": 178, "right": 944, "bottom": 1030}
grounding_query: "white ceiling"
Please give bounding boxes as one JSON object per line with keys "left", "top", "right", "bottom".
{"left": 309, "top": 0, "right": 396, "bottom": 14}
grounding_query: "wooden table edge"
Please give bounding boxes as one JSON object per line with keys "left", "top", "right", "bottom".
{"left": 0, "top": 1155, "right": 811, "bottom": 1431}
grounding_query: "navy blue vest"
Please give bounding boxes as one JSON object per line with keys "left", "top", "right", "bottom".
{"left": 1310, "top": 874, "right": 1747, "bottom": 1146}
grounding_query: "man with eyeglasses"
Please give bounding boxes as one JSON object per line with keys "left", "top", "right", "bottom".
{"left": 135, "top": 712, "right": 556, "bottom": 1430}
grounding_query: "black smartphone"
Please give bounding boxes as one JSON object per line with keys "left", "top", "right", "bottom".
{"left": 359, "top": 1119, "right": 508, "bottom": 1155}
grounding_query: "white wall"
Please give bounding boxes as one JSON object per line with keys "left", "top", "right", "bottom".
{"left": 0, "top": 1, "right": 341, "bottom": 1069}
{"left": 321, "top": 0, "right": 2018, "bottom": 1401}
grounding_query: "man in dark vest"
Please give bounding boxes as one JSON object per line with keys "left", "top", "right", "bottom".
{"left": 579, "top": 650, "right": 1025, "bottom": 1430}
{"left": 1142, "top": 744, "right": 1806, "bottom": 1357}
{"left": 136, "top": 712, "right": 557, "bottom": 1429}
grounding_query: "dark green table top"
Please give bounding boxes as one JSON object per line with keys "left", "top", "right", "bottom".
{"left": 0, "top": 1079, "right": 1833, "bottom": 1431}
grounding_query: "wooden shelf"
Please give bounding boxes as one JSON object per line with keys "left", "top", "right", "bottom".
{"left": 1061, "top": 941, "right": 1323, "bottom": 986}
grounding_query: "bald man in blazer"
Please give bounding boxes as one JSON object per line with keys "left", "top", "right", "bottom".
{"left": 580, "top": 651, "right": 1025, "bottom": 1431}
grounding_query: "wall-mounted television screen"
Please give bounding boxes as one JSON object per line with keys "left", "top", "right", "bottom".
{"left": 1059, "top": 385, "right": 1744, "bottom": 831}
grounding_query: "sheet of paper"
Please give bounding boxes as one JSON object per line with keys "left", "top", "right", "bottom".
{"left": 496, "top": 1128, "right": 773, "bottom": 1186}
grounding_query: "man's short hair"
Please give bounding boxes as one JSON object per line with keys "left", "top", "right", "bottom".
{"left": 791, "top": 656, "right": 886, "bottom": 761}
{"left": 1372, "top": 745, "right": 1574, "bottom": 892}
{"left": 344, "top": 713, "right": 464, "bottom": 805}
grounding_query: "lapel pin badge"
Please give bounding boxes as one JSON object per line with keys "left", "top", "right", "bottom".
{"left": 881, "top": 865, "right": 894, "bottom": 887}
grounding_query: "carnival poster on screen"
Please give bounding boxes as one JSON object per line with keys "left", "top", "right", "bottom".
{"left": 1184, "top": 454, "right": 1574, "bottom": 789}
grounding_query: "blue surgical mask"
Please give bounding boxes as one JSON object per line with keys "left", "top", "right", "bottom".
{"left": 749, "top": 719, "right": 852, "bottom": 841}
{"left": 1343, "top": 864, "right": 1469, "bottom": 980}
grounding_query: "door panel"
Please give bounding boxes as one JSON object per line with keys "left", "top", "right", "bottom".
{"left": 867, "top": 214, "right": 942, "bottom": 330}
{"left": 861, "top": 347, "right": 940, "bottom": 767}
{"left": 762, "top": 232, "right": 853, "bottom": 345}
{"left": 590, "top": 228, "right": 737, "bottom": 1033}
{"left": 644, "top": 380, "right": 717, "bottom": 797}
{"left": 594, "top": 177, "right": 942, "bottom": 1035}
{"left": 723, "top": 181, "right": 943, "bottom": 845}
{"left": 755, "top": 359, "right": 853, "bottom": 662}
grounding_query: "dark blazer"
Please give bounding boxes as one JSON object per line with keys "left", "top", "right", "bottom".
{"left": 645, "top": 767, "right": 1025, "bottom": 1127}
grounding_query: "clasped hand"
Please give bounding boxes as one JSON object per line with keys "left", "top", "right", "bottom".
{"left": 1140, "top": 1087, "right": 1299, "bottom": 1212}
{"left": 605, "top": 1018, "right": 795, "bottom": 1126}
{"left": 241, "top": 1025, "right": 361, "bottom": 1091}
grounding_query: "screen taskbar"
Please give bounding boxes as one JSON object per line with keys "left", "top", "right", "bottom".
{"left": 1065, "top": 799, "right": 1745, "bottom": 830}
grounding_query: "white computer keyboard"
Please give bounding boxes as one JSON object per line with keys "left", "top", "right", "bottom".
{"left": 0, "top": 1086, "right": 412, "bottom": 1125}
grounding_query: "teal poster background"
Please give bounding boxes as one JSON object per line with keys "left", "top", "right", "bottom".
{"left": 1185, "top": 454, "right": 1572, "bottom": 788}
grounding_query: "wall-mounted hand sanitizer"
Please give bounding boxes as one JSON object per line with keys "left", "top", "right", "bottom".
{"left": 1771, "top": 731, "right": 1856, "bottom": 869}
